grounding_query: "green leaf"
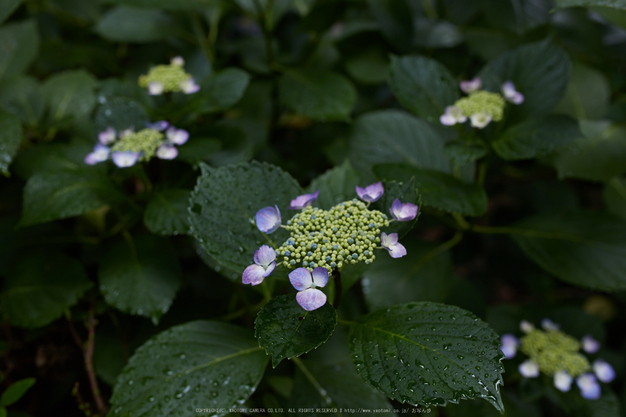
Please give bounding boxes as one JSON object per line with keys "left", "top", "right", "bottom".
{"left": 509, "top": 211, "right": 626, "bottom": 290}
{"left": 176, "top": 137, "right": 221, "bottom": 165}
{"left": 366, "top": 0, "right": 413, "bottom": 52}
{"left": 279, "top": 70, "right": 356, "bottom": 121}
{"left": 348, "top": 302, "right": 504, "bottom": 411}
{"left": 553, "top": 62, "right": 611, "bottom": 120}
{"left": 0, "top": 378, "right": 35, "bottom": 406}
{"left": 195, "top": 68, "right": 251, "bottom": 114}
{"left": 99, "top": 235, "right": 182, "bottom": 324}
{"left": 42, "top": 70, "right": 97, "bottom": 123}
{"left": 492, "top": 115, "right": 581, "bottom": 160}
{"left": 388, "top": 55, "right": 459, "bottom": 123}
{"left": 0, "top": 109, "right": 22, "bottom": 176}
{"left": 604, "top": 177, "right": 626, "bottom": 220}
{"left": 555, "top": 0, "right": 626, "bottom": 9}
{"left": 0, "top": 20, "right": 39, "bottom": 82}
{"left": 344, "top": 48, "right": 390, "bottom": 85}
{"left": 554, "top": 121, "right": 626, "bottom": 182}
{"left": 478, "top": 39, "right": 571, "bottom": 120}
{"left": 19, "top": 169, "right": 125, "bottom": 226}
{"left": 95, "top": 6, "right": 172, "bottom": 43}
{"left": 349, "top": 110, "right": 450, "bottom": 180}
{"left": 0, "top": 0, "right": 21, "bottom": 24}
{"left": 143, "top": 189, "right": 191, "bottom": 236}
{"left": 547, "top": 384, "right": 620, "bottom": 417}
{"left": 255, "top": 295, "right": 337, "bottom": 367}
{"left": 0, "top": 75, "right": 44, "bottom": 125}
{"left": 0, "top": 251, "right": 93, "bottom": 328}
{"left": 374, "top": 164, "right": 487, "bottom": 216}
{"left": 108, "top": 321, "right": 269, "bottom": 417}
{"left": 100, "top": 0, "right": 213, "bottom": 9}
{"left": 306, "top": 160, "right": 360, "bottom": 210}
{"left": 189, "top": 161, "right": 302, "bottom": 274}
{"left": 443, "top": 139, "right": 488, "bottom": 165}
{"left": 362, "top": 239, "right": 456, "bottom": 311}
{"left": 0, "top": 378, "right": 35, "bottom": 407}
{"left": 94, "top": 97, "right": 149, "bottom": 133}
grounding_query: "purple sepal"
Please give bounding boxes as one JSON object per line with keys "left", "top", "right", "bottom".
{"left": 98, "top": 127, "right": 116, "bottom": 145}
{"left": 380, "top": 232, "right": 407, "bottom": 258}
{"left": 256, "top": 205, "right": 281, "bottom": 233}
{"left": 554, "top": 370, "right": 573, "bottom": 392}
{"left": 242, "top": 264, "right": 266, "bottom": 286}
{"left": 460, "top": 77, "right": 482, "bottom": 94}
{"left": 254, "top": 245, "right": 276, "bottom": 267}
{"left": 500, "top": 334, "right": 519, "bottom": 359}
{"left": 111, "top": 151, "right": 139, "bottom": 168}
{"left": 296, "top": 288, "right": 327, "bottom": 311}
{"left": 389, "top": 199, "right": 418, "bottom": 221}
{"left": 519, "top": 360, "right": 539, "bottom": 378}
{"left": 289, "top": 190, "right": 319, "bottom": 210}
{"left": 180, "top": 78, "right": 200, "bottom": 94}
{"left": 166, "top": 127, "right": 189, "bottom": 145}
{"left": 289, "top": 268, "right": 313, "bottom": 291}
{"left": 582, "top": 335, "right": 600, "bottom": 354}
{"left": 146, "top": 121, "right": 169, "bottom": 131}
{"left": 356, "top": 182, "right": 384, "bottom": 203}
{"left": 148, "top": 81, "right": 164, "bottom": 95}
{"left": 85, "top": 144, "right": 110, "bottom": 165}
{"left": 501, "top": 81, "right": 524, "bottom": 105}
{"left": 577, "top": 374, "right": 601, "bottom": 400}
{"left": 156, "top": 145, "right": 178, "bottom": 160}
{"left": 593, "top": 359, "right": 615, "bottom": 383}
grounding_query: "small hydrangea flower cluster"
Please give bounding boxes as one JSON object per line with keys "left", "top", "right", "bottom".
{"left": 138, "top": 56, "right": 200, "bottom": 96}
{"left": 242, "top": 182, "right": 418, "bottom": 311}
{"left": 84, "top": 122, "right": 189, "bottom": 168}
{"left": 440, "top": 77, "right": 524, "bottom": 129}
{"left": 501, "top": 319, "right": 615, "bottom": 400}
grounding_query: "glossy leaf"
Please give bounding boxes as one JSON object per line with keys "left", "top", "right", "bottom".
{"left": 255, "top": 295, "right": 337, "bottom": 367}
{"left": 306, "top": 160, "right": 360, "bottom": 210}
{"left": 144, "top": 189, "right": 191, "bottom": 235}
{"left": 510, "top": 211, "right": 626, "bottom": 290}
{"left": 348, "top": 302, "right": 504, "bottom": 411}
{"left": 94, "top": 97, "right": 149, "bottom": 133}
{"left": 279, "top": 70, "right": 356, "bottom": 121}
{"left": 99, "top": 235, "right": 182, "bottom": 323}
{"left": 0, "top": 75, "right": 44, "bottom": 125}
{"left": 0, "top": 0, "right": 21, "bottom": 24}
{"left": 188, "top": 161, "right": 301, "bottom": 274}
{"left": 0, "top": 20, "right": 39, "bottom": 82}
{"left": 0, "top": 251, "right": 93, "bottom": 328}
{"left": 375, "top": 164, "right": 487, "bottom": 216}
{"left": 553, "top": 62, "right": 611, "bottom": 120}
{"left": 0, "top": 378, "right": 35, "bottom": 406}
{"left": 388, "top": 55, "right": 460, "bottom": 123}
{"left": 492, "top": 115, "right": 581, "bottom": 160}
{"left": 108, "top": 321, "right": 269, "bottom": 417}
{"left": 0, "top": 109, "right": 22, "bottom": 175}
{"left": 443, "top": 140, "right": 488, "bottom": 165}
{"left": 95, "top": 6, "right": 172, "bottom": 43}
{"left": 604, "top": 177, "right": 626, "bottom": 220}
{"left": 367, "top": 0, "right": 413, "bottom": 52}
{"left": 349, "top": 110, "right": 450, "bottom": 180}
{"left": 195, "top": 68, "right": 250, "bottom": 113}
{"left": 42, "top": 70, "right": 97, "bottom": 123}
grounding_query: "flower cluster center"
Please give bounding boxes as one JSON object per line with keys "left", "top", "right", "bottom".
{"left": 138, "top": 64, "right": 192, "bottom": 93}
{"left": 111, "top": 128, "right": 165, "bottom": 162}
{"left": 455, "top": 91, "right": 505, "bottom": 121}
{"left": 520, "top": 329, "right": 590, "bottom": 377}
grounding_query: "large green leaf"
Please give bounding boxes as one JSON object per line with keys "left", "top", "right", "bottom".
{"left": 19, "top": 169, "right": 125, "bottom": 226}
{"left": 278, "top": 70, "right": 356, "bottom": 121}
{"left": 42, "top": 70, "right": 97, "bottom": 123}
{"left": 388, "top": 55, "right": 459, "bottom": 123}
{"left": 0, "top": 20, "right": 39, "bottom": 82}
{"left": 0, "top": 378, "right": 36, "bottom": 406}
{"left": 306, "top": 160, "right": 360, "bottom": 210}
{"left": 95, "top": 6, "right": 172, "bottom": 43}
{"left": 143, "top": 189, "right": 191, "bottom": 236}
{"left": 554, "top": 121, "right": 626, "bottom": 182}
{"left": 94, "top": 97, "right": 149, "bottom": 133}
{"left": 509, "top": 211, "right": 626, "bottom": 290}
{"left": 99, "top": 235, "right": 182, "bottom": 324}
{"left": 374, "top": 164, "right": 487, "bottom": 216}
{"left": 478, "top": 39, "right": 571, "bottom": 120}
{"left": 255, "top": 295, "right": 337, "bottom": 367}
{"left": 348, "top": 302, "right": 504, "bottom": 411}
{"left": 188, "top": 161, "right": 302, "bottom": 274}
{"left": 366, "top": 0, "right": 413, "bottom": 52}
{"left": 0, "top": 109, "right": 22, "bottom": 176}
{"left": 100, "top": 0, "right": 213, "bottom": 10}
{"left": 108, "top": 321, "right": 269, "bottom": 417}
{"left": 176, "top": 137, "right": 221, "bottom": 166}
{"left": 0, "top": 75, "right": 44, "bottom": 125}
{"left": 195, "top": 68, "right": 250, "bottom": 114}
{"left": 604, "top": 177, "right": 626, "bottom": 220}
{"left": 553, "top": 62, "right": 610, "bottom": 120}
{"left": 349, "top": 110, "right": 450, "bottom": 180}
{"left": 555, "top": 0, "right": 626, "bottom": 9}
{"left": 362, "top": 239, "right": 456, "bottom": 311}
{"left": 0, "top": 0, "right": 21, "bottom": 24}
{"left": 492, "top": 115, "right": 581, "bottom": 160}
{"left": 0, "top": 251, "right": 93, "bottom": 328}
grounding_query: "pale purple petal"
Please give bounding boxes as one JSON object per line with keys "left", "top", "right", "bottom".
{"left": 593, "top": 359, "right": 615, "bottom": 383}
{"left": 554, "top": 370, "right": 573, "bottom": 392}
{"left": 520, "top": 320, "right": 535, "bottom": 333}
{"left": 255, "top": 205, "right": 281, "bottom": 233}
{"left": 166, "top": 127, "right": 189, "bottom": 145}
{"left": 84, "top": 144, "right": 110, "bottom": 165}
{"left": 501, "top": 81, "right": 525, "bottom": 104}
{"left": 296, "top": 288, "right": 327, "bottom": 311}
{"left": 500, "top": 334, "right": 519, "bottom": 359}
{"left": 180, "top": 78, "right": 200, "bottom": 94}
{"left": 98, "top": 127, "right": 116, "bottom": 145}
{"left": 541, "top": 318, "right": 559, "bottom": 331}
{"left": 577, "top": 374, "right": 601, "bottom": 400}
{"left": 389, "top": 199, "right": 418, "bottom": 221}
{"left": 519, "top": 360, "right": 539, "bottom": 378}
{"left": 242, "top": 264, "right": 266, "bottom": 286}
{"left": 171, "top": 56, "right": 185, "bottom": 66}
{"left": 289, "top": 190, "right": 319, "bottom": 210}
{"left": 460, "top": 77, "right": 482, "bottom": 94}
{"left": 111, "top": 151, "right": 139, "bottom": 168}
{"left": 156, "top": 145, "right": 178, "bottom": 160}
{"left": 148, "top": 81, "right": 164, "bottom": 95}
{"left": 311, "top": 267, "right": 329, "bottom": 288}
{"left": 440, "top": 105, "right": 467, "bottom": 126}
{"left": 356, "top": 182, "right": 384, "bottom": 203}
{"left": 263, "top": 261, "right": 276, "bottom": 278}
{"left": 146, "top": 120, "right": 169, "bottom": 131}
{"left": 289, "top": 268, "right": 313, "bottom": 291}
{"left": 254, "top": 245, "right": 276, "bottom": 267}
{"left": 470, "top": 112, "right": 492, "bottom": 129}
{"left": 119, "top": 128, "right": 134, "bottom": 138}
{"left": 380, "top": 232, "right": 398, "bottom": 247}
{"left": 440, "top": 112, "right": 458, "bottom": 126}
{"left": 582, "top": 335, "right": 600, "bottom": 354}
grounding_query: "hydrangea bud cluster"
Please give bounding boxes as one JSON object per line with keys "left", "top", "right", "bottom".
{"left": 501, "top": 319, "right": 615, "bottom": 400}
{"left": 440, "top": 77, "right": 524, "bottom": 129}
{"left": 241, "top": 182, "right": 418, "bottom": 311}
{"left": 84, "top": 122, "right": 189, "bottom": 168}
{"left": 138, "top": 56, "right": 200, "bottom": 95}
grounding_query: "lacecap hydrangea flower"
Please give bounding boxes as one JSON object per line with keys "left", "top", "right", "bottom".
{"left": 84, "top": 122, "right": 189, "bottom": 168}
{"left": 242, "top": 183, "right": 418, "bottom": 310}
{"left": 500, "top": 319, "right": 615, "bottom": 400}
{"left": 440, "top": 77, "right": 524, "bottom": 129}
{"left": 138, "top": 56, "right": 200, "bottom": 95}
